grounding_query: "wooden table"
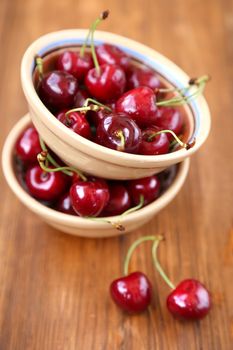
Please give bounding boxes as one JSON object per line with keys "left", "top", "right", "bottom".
{"left": 0, "top": 0, "right": 232, "bottom": 349}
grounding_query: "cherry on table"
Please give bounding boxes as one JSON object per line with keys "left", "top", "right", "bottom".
{"left": 139, "top": 127, "right": 170, "bottom": 155}
{"left": 56, "top": 110, "right": 91, "bottom": 139}
{"left": 127, "top": 65, "right": 162, "bottom": 90}
{"left": 102, "top": 183, "right": 131, "bottom": 216}
{"left": 15, "top": 125, "right": 41, "bottom": 164}
{"left": 96, "top": 43, "right": 130, "bottom": 71}
{"left": 127, "top": 175, "right": 161, "bottom": 205}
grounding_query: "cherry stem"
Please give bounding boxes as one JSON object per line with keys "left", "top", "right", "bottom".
{"left": 83, "top": 97, "right": 112, "bottom": 111}
{"left": 90, "top": 10, "right": 109, "bottom": 75}
{"left": 148, "top": 130, "right": 195, "bottom": 150}
{"left": 156, "top": 75, "right": 210, "bottom": 107}
{"left": 39, "top": 137, "right": 63, "bottom": 169}
{"left": 115, "top": 130, "right": 125, "bottom": 151}
{"left": 35, "top": 55, "right": 43, "bottom": 80}
{"left": 65, "top": 104, "right": 104, "bottom": 116}
{"left": 151, "top": 237, "right": 175, "bottom": 289}
{"left": 80, "top": 27, "right": 92, "bottom": 58}
{"left": 124, "top": 235, "right": 158, "bottom": 276}
{"left": 120, "top": 195, "right": 144, "bottom": 217}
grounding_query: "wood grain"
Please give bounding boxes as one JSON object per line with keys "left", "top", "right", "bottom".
{"left": 0, "top": 0, "right": 233, "bottom": 349}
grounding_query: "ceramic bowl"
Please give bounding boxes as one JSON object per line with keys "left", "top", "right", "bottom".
{"left": 21, "top": 30, "right": 210, "bottom": 180}
{"left": 2, "top": 114, "right": 190, "bottom": 238}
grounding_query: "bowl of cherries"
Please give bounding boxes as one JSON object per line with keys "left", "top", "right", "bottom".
{"left": 20, "top": 10, "right": 211, "bottom": 180}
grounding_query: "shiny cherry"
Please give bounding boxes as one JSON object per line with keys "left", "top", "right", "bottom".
{"left": 74, "top": 89, "right": 89, "bottom": 108}
{"left": 96, "top": 113, "right": 142, "bottom": 153}
{"left": 155, "top": 107, "right": 183, "bottom": 138}
{"left": 96, "top": 43, "right": 130, "bottom": 71}
{"left": 110, "top": 272, "right": 152, "bottom": 313}
{"left": 56, "top": 50, "right": 93, "bottom": 82}
{"left": 25, "top": 165, "right": 68, "bottom": 201}
{"left": 70, "top": 179, "right": 110, "bottom": 217}
{"left": 115, "top": 86, "right": 158, "bottom": 127}
{"left": 38, "top": 70, "right": 78, "bottom": 110}
{"left": 56, "top": 110, "right": 91, "bottom": 139}
{"left": 15, "top": 126, "right": 41, "bottom": 163}
{"left": 85, "top": 64, "right": 126, "bottom": 101}
{"left": 127, "top": 65, "right": 162, "bottom": 90}
{"left": 167, "top": 279, "right": 211, "bottom": 320}
{"left": 127, "top": 175, "right": 161, "bottom": 205}
{"left": 56, "top": 192, "right": 77, "bottom": 215}
{"left": 139, "top": 127, "right": 170, "bottom": 155}
{"left": 102, "top": 183, "right": 131, "bottom": 216}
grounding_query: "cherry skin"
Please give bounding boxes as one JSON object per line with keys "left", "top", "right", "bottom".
{"left": 73, "top": 89, "right": 89, "bottom": 108}
{"left": 96, "top": 44, "right": 130, "bottom": 71}
{"left": 87, "top": 109, "right": 110, "bottom": 127}
{"left": 110, "top": 272, "right": 152, "bottom": 313}
{"left": 127, "top": 175, "right": 161, "bottom": 205}
{"left": 38, "top": 70, "right": 78, "bottom": 110}
{"left": 96, "top": 113, "right": 142, "bottom": 154}
{"left": 56, "top": 50, "right": 94, "bottom": 82}
{"left": 139, "top": 127, "right": 170, "bottom": 155}
{"left": 127, "top": 65, "right": 162, "bottom": 90}
{"left": 155, "top": 107, "right": 183, "bottom": 139}
{"left": 56, "top": 192, "right": 77, "bottom": 215}
{"left": 56, "top": 110, "right": 91, "bottom": 139}
{"left": 25, "top": 165, "right": 68, "bottom": 201}
{"left": 115, "top": 86, "right": 158, "bottom": 128}
{"left": 70, "top": 179, "right": 110, "bottom": 217}
{"left": 102, "top": 183, "right": 131, "bottom": 216}
{"left": 15, "top": 126, "right": 41, "bottom": 164}
{"left": 85, "top": 64, "right": 126, "bottom": 101}
{"left": 167, "top": 279, "right": 211, "bottom": 320}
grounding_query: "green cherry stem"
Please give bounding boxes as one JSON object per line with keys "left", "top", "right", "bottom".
{"left": 39, "top": 137, "right": 62, "bottom": 168}
{"left": 83, "top": 97, "right": 112, "bottom": 111}
{"left": 148, "top": 130, "right": 195, "bottom": 150}
{"left": 121, "top": 195, "right": 144, "bottom": 217}
{"left": 80, "top": 27, "right": 92, "bottom": 58}
{"left": 35, "top": 55, "right": 43, "bottom": 80}
{"left": 115, "top": 130, "right": 125, "bottom": 151}
{"left": 152, "top": 237, "right": 175, "bottom": 289}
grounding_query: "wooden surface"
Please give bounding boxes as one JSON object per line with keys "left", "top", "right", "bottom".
{"left": 0, "top": 0, "right": 233, "bottom": 349}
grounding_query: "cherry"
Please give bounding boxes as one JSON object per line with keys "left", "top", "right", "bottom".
{"left": 70, "top": 178, "right": 110, "bottom": 217}
{"left": 87, "top": 108, "right": 110, "bottom": 127}
{"left": 115, "top": 86, "right": 158, "bottom": 127}
{"left": 127, "top": 175, "right": 160, "bottom": 205}
{"left": 56, "top": 50, "right": 93, "bottom": 82}
{"left": 38, "top": 70, "right": 78, "bottom": 110}
{"left": 139, "top": 127, "right": 170, "bottom": 155}
{"left": 56, "top": 192, "right": 77, "bottom": 215}
{"left": 25, "top": 165, "right": 68, "bottom": 201}
{"left": 15, "top": 126, "right": 41, "bottom": 163}
{"left": 155, "top": 107, "right": 183, "bottom": 138}
{"left": 56, "top": 110, "right": 91, "bottom": 139}
{"left": 110, "top": 272, "right": 152, "bottom": 313}
{"left": 127, "top": 65, "right": 162, "bottom": 90}
{"left": 73, "top": 89, "right": 89, "bottom": 108}
{"left": 96, "top": 43, "right": 130, "bottom": 71}
{"left": 102, "top": 183, "right": 131, "bottom": 216}
{"left": 167, "top": 279, "right": 211, "bottom": 320}
{"left": 96, "top": 113, "right": 142, "bottom": 153}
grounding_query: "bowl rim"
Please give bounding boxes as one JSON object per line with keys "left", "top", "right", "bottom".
{"left": 2, "top": 114, "right": 190, "bottom": 229}
{"left": 21, "top": 29, "right": 211, "bottom": 168}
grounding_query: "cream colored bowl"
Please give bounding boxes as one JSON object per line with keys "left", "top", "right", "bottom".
{"left": 21, "top": 30, "right": 210, "bottom": 180}
{"left": 2, "top": 115, "right": 190, "bottom": 238}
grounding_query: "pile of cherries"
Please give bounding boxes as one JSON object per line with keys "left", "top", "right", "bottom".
{"left": 34, "top": 10, "right": 209, "bottom": 156}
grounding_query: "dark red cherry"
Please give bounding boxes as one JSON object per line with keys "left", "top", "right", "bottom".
{"left": 56, "top": 50, "right": 93, "bottom": 82}
{"left": 73, "top": 89, "right": 89, "bottom": 108}
{"left": 70, "top": 179, "right": 110, "bottom": 217}
{"left": 127, "top": 65, "right": 162, "bottom": 90}
{"left": 56, "top": 192, "right": 77, "bottom": 215}
{"left": 38, "top": 70, "right": 78, "bottom": 110}
{"left": 102, "top": 183, "right": 131, "bottom": 216}
{"left": 96, "top": 44, "right": 130, "bottom": 71}
{"left": 25, "top": 165, "right": 68, "bottom": 201}
{"left": 85, "top": 64, "right": 126, "bottom": 101}
{"left": 127, "top": 175, "right": 161, "bottom": 205}
{"left": 115, "top": 86, "right": 158, "bottom": 127}
{"left": 15, "top": 126, "right": 41, "bottom": 163}
{"left": 167, "top": 279, "right": 211, "bottom": 320}
{"left": 56, "top": 110, "right": 91, "bottom": 139}
{"left": 110, "top": 272, "right": 152, "bottom": 313}
{"left": 96, "top": 113, "right": 142, "bottom": 154}
{"left": 139, "top": 127, "right": 170, "bottom": 155}
{"left": 87, "top": 109, "right": 110, "bottom": 127}
{"left": 155, "top": 107, "right": 183, "bottom": 138}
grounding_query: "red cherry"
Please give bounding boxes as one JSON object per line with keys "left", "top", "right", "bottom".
{"left": 96, "top": 44, "right": 130, "bottom": 71}
{"left": 70, "top": 179, "right": 110, "bottom": 217}
{"left": 56, "top": 50, "right": 93, "bottom": 82}
{"left": 127, "top": 175, "right": 161, "bottom": 205}
{"left": 15, "top": 126, "right": 41, "bottom": 164}
{"left": 155, "top": 107, "right": 183, "bottom": 138}
{"left": 56, "top": 110, "right": 91, "bottom": 139}
{"left": 115, "top": 86, "right": 158, "bottom": 127}
{"left": 38, "top": 70, "right": 78, "bottom": 110}
{"left": 110, "top": 272, "right": 152, "bottom": 313}
{"left": 25, "top": 165, "right": 68, "bottom": 201}
{"left": 102, "top": 183, "right": 131, "bottom": 216}
{"left": 73, "top": 89, "right": 89, "bottom": 108}
{"left": 56, "top": 192, "right": 77, "bottom": 215}
{"left": 139, "top": 127, "right": 170, "bottom": 155}
{"left": 127, "top": 65, "right": 162, "bottom": 90}
{"left": 96, "top": 113, "right": 142, "bottom": 154}
{"left": 167, "top": 279, "right": 211, "bottom": 320}
{"left": 87, "top": 109, "right": 110, "bottom": 127}
{"left": 85, "top": 64, "right": 126, "bottom": 101}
